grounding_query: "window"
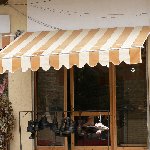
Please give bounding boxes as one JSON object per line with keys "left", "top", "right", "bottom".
{"left": 116, "top": 47, "right": 147, "bottom": 146}
{"left": 74, "top": 64, "right": 110, "bottom": 146}
{"left": 74, "top": 64, "right": 109, "bottom": 111}
{"left": 35, "top": 46, "right": 148, "bottom": 149}
{"left": 37, "top": 67, "right": 65, "bottom": 146}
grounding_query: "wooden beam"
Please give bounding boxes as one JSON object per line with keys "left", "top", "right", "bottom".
{"left": 120, "top": 144, "right": 147, "bottom": 147}
{"left": 147, "top": 35, "right": 150, "bottom": 149}
{"left": 74, "top": 146, "right": 147, "bottom": 150}
{"left": 64, "top": 67, "right": 68, "bottom": 150}
{"left": 37, "top": 146, "right": 65, "bottom": 150}
{"left": 117, "top": 147, "right": 147, "bottom": 150}
{"left": 74, "top": 111, "right": 109, "bottom": 116}
{"left": 109, "top": 62, "right": 117, "bottom": 150}
{"left": 37, "top": 146, "right": 147, "bottom": 150}
{"left": 70, "top": 67, "right": 75, "bottom": 150}
{"left": 74, "top": 146, "right": 109, "bottom": 150}
{"left": 33, "top": 72, "right": 38, "bottom": 149}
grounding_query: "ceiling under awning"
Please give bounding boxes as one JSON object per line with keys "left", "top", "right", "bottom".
{"left": 0, "top": 26, "right": 150, "bottom": 73}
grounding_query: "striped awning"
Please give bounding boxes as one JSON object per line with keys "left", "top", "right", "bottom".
{"left": 0, "top": 26, "right": 150, "bottom": 73}
{"left": 0, "top": 33, "right": 14, "bottom": 50}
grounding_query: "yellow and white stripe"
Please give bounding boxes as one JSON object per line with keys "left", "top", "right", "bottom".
{"left": 0, "top": 26, "right": 150, "bottom": 73}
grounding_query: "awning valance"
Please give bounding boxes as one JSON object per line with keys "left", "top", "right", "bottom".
{"left": 0, "top": 26, "right": 150, "bottom": 73}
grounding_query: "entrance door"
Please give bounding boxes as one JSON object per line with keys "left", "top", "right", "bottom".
{"left": 35, "top": 64, "right": 112, "bottom": 150}
{"left": 69, "top": 65, "right": 111, "bottom": 150}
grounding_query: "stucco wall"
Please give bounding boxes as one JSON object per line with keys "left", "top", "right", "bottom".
{"left": 0, "top": 0, "right": 26, "bottom": 33}
{"left": 9, "top": 70, "right": 32, "bottom": 150}
{"left": 0, "top": 1, "right": 33, "bottom": 150}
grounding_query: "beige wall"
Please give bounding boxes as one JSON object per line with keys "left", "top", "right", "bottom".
{"left": 0, "top": 1, "right": 33, "bottom": 150}
{"left": 0, "top": 0, "right": 27, "bottom": 33}
{"left": 9, "top": 70, "right": 33, "bottom": 150}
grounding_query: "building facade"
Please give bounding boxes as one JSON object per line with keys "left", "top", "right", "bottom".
{"left": 0, "top": 0, "right": 150, "bottom": 150}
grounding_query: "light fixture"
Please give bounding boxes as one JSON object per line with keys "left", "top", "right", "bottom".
{"left": 131, "top": 67, "right": 135, "bottom": 72}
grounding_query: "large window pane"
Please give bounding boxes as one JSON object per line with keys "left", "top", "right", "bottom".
{"left": 116, "top": 48, "right": 147, "bottom": 146}
{"left": 74, "top": 115, "right": 110, "bottom": 146}
{"left": 37, "top": 67, "right": 64, "bottom": 146}
{"left": 74, "top": 64, "right": 109, "bottom": 111}
{"left": 74, "top": 64, "right": 110, "bottom": 146}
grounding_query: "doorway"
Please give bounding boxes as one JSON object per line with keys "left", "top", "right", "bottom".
{"left": 35, "top": 64, "right": 111, "bottom": 150}
{"left": 35, "top": 47, "right": 147, "bottom": 150}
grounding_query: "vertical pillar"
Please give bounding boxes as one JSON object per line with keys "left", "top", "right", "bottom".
{"left": 109, "top": 62, "right": 117, "bottom": 150}
{"left": 70, "top": 67, "right": 75, "bottom": 150}
{"left": 64, "top": 68, "right": 68, "bottom": 150}
{"left": 9, "top": 70, "right": 33, "bottom": 150}
{"left": 147, "top": 36, "right": 150, "bottom": 149}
